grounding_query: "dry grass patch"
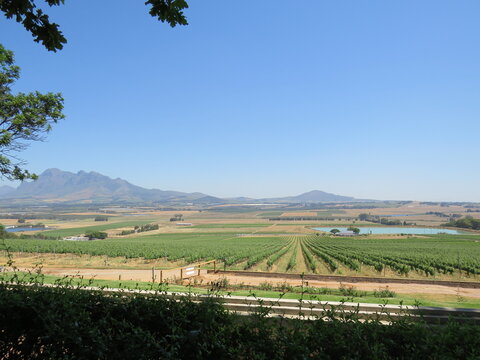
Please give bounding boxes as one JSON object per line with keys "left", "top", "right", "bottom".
{"left": 0, "top": 252, "right": 183, "bottom": 270}
{"left": 281, "top": 212, "right": 318, "bottom": 217}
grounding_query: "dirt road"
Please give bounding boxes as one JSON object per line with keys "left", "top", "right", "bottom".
{"left": 29, "top": 267, "right": 480, "bottom": 298}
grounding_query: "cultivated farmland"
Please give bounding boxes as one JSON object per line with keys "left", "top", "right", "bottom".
{"left": 3, "top": 233, "right": 480, "bottom": 279}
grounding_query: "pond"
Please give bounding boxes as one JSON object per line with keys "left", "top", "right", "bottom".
{"left": 6, "top": 227, "right": 46, "bottom": 233}
{"left": 312, "top": 227, "right": 468, "bottom": 235}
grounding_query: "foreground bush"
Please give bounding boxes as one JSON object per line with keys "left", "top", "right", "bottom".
{"left": 0, "top": 284, "right": 479, "bottom": 359}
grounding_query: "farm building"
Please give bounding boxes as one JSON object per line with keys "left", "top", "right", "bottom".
{"left": 63, "top": 236, "right": 91, "bottom": 241}
{"left": 176, "top": 222, "right": 193, "bottom": 226}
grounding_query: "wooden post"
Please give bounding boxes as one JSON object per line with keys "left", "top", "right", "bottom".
{"left": 118, "top": 274, "right": 121, "bottom": 281}
{"left": 214, "top": 261, "right": 216, "bottom": 273}
{"left": 180, "top": 268, "right": 183, "bottom": 279}
{"left": 160, "top": 270, "right": 163, "bottom": 283}
{"left": 152, "top": 267, "right": 155, "bottom": 282}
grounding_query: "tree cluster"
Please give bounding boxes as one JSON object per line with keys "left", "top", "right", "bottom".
{"left": 444, "top": 216, "right": 480, "bottom": 230}
{"left": 0, "top": 44, "right": 64, "bottom": 180}
{"left": 84, "top": 231, "right": 107, "bottom": 240}
{"left": 94, "top": 216, "right": 109, "bottom": 222}
{"left": 170, "top": 214, "right": 183, "bottom": 222}
{"left": 358, "top": 214, "right": 409, "bottom": 226}
{"left": 347, "top": 226, "right": 360, "bottom": 234}
{"left": 120, "top": 223, "right": 159, "bottom": 235}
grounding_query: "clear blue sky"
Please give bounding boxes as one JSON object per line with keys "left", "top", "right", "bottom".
{"left": 1, "top": 1, "right": 479, "bottom": 201}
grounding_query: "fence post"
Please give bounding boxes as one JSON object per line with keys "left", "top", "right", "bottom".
{"left": 160, "top": 270, "right": 163, "bottom": 283}
{"left": 180, "top": 268, "right": 183, "bottom": 279}
{"left": 152, "top": 267, "right": 155, "bottom": 282}
{"left": 214, "top": 260, "right": 216, "bottom": 273}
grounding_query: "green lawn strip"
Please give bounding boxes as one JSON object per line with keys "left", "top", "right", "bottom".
{"left": 41, "top": 220, "right": 157, "bottom": 237}
{"left": 2, "top": 272, "right": 478, "bottom": 309}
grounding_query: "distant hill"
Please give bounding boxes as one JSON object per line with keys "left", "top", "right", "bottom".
{"left": 266, "top": 190, "right": 356, "bottom": 203}
{"left": 0, "top": 169, "right": 362, "bottom": 205}
{"left": 1, "top": 168, "right": 211, "bottom": 204}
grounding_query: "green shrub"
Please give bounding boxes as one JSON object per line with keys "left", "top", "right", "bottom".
{"left": 0, "top": 283, "right": 479, "bottom": 359}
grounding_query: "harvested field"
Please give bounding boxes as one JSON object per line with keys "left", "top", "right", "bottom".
{"left": 281, "top": 212, "right": 318, "bottom": 217}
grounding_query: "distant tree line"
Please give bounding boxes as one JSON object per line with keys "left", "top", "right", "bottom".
{"left": 120, "top": 223, "right": 159, "bottom": 236}
{"left": 1, "top": 214, "right": 98, "bottom": 221}
{"left": 13, "top": 222, "right": 45, "bottom": 228}
{"left": 465, "top": 205, "right": 480, "bottom": 209}
{"left": 85, "top": 231, "right": 108, "bottom": 240}
{"left": 443, "top": 216, "right": 480, "bottom": 230}
{"left": 358, "top": 214, "right": 414, "bottom": 226}
{"left": 0, "top": 225, "right": 50, "bottom": 239}
{"left": 1, "top": 214, "right": 57, "bottom": 220}
{"left": 268, "top": 217, "right": 354, "bottom": 221}
{"left": 170, "top": 214, "right": 184, "bottom": 222}
{"left": 420, "top": 202, "right": 472, "bottom": 207}
{"left": 426, "top": 212, "right": 460, "bottom": 218}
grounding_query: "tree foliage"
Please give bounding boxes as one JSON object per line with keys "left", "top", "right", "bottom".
{"left": 347, "top": 226, "right": 361, "bottom": 234}
{"left": 444, "top": 216, "right": 480, "bottom": 230}
{"left": 0, "top": 0, "right": 189, "bottom": 52}
{"left": 84, "top": 231, "right": 108, "bottom": 240}
{"left": 0, "top": 44, "right": 64, "bottom": 180}
{"left": 2, "top": 284, "right": 480, "bottom": 359}
{"left": 94, "top": 216, "right": 109, "bottom": 222}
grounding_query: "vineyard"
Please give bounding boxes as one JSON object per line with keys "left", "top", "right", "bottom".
{"left": 2, "top": 233, "right": 480, "bottom": 278}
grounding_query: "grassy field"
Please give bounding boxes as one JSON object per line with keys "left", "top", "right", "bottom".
{"left": 41, "top": 220, "right": 156, "bottom": 237}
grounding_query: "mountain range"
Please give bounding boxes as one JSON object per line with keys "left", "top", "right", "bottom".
{"left": 0, "top": 168, "right": 359, "bottom": 205}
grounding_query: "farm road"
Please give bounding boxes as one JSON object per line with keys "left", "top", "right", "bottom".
{"left": 21, "top": 267, "right": 203, "bottom": 282}
{"left": 201, "top": 273, "right": 480, "bottom": 298}
{"left": 23, "top": 266, "right": 480, "bottom": 298}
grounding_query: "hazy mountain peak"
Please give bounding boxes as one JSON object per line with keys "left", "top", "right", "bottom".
{"left": 0, "top": 169, "right": 362, "bottom": 205}
{"left": 3, "top": 169, "right": 211, "bottom": 204}
{"left": 41, "top": 168, "right": 64, "bottom": 176}
{"left": 264, "top": 189, "right": 356, "bottom": 203}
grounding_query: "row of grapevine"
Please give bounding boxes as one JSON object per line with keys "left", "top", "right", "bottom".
{"left": 266, "top": 237, "right": 295, "bottom": 268}
{"left": 300, "top": 240, "right": 317, "bottom": 272}
{"left": 286, "top": 239, "right": 298, "bottom": 271}
{"left": 243, "top": 243, "right": 287, "bottom": 270}
{"left": 303, "top": 241, "right": 338, "bottom": 272}
{"left": 306, "top": 240, "right": 360, "bottom": 271}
